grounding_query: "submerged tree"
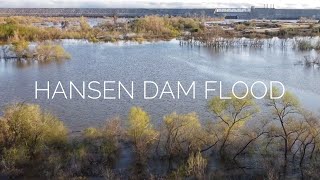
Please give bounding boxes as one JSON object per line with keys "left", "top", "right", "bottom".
{"left": 0, "top": 103, "right": 67, "bottom": 175}
{"left": 185, "top": 151, "right": 207, "bottom": 179}
{"left": 72, "top": 119, "right": 122, "bottom": 176}
{"left": 5, "top": 31, "right": 71, "bottom": 63}
{"left": 266, "top": 89, "right": 300, "bottom": 170}
{"left": 127, "top": 106, "right": 158, "bottom": 161}
{"left": 9, "top": 31, "right": 31, "bottom": 60}
{"left": 158, "top": 112, "right": 206, "bottom": 159}
{"left": 208, "top": 94, "right": 259, "bottom": 156}
{"left": 232, "top": 119, "right": 269, "bottom": 160}
{"left": 35, "top": 42, "right": 71, "bottom": 62}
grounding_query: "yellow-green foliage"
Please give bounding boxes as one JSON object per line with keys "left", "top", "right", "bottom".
{"left": 35, "top": 43, "right": 71, "bottom": 62}
{"left": 10, "top": 35, "right": 30, "bottom": 58}
{"left": 83, "top": 127, "right": 102, "bottom": 139}
{"left": 162, "top": 112, "right": 205, "bottom": 156}
{"left": 82, "top": 127, "right": 118, "bottom": 156}
{"left": 132, "top": 16, "right": 181, "bottom": 38}
{"left": 4, "top": 16, "right": 43, "bottom": 25}
{"left": 0, "top": 16, "right": 203, "bottom": 44}
{"left": 171, "top": 151, "right": 207, "bottom": 179}
{"left": 2, "top": 146, "right": 28, "bottom": 172}
{"left": 186, "top": 151, "right": 207, "bottom": 178}
{"left": 79, "top": 16, "right": 91, "bottom": 32}
{"left": 128, "top": 107, "right": 158, "bottom": 144}
{"left": 70, "top": 120, "right": 122, "bottom": 175}
{"left": 0, "top": 18, "right": 89, "bottom": 43}
{"left": 235, "top": 24, "right": 247, "bottom": 31}
{"left": 81, "top": 118, "right": 122, "bottom": 157}
{"left": 268, "top": 88, "right": 300, "bottom": 111}
{"left": 267, "top": 88, "right": 301, "bottom": 135}
{"left": 281, "top": 90, "right": 300, "bottom": 107}
{"left": 266, "top": 89, "right": 303, "bottom": 164}
{"left": 170, "top": 17, "right": 202, "bottom": 32}
{"left": 0, "top": 103, "right": 67, "bottom": 171}
{"left": 0, "top": 99, "right": 319, "bottom": 178}
{"left": 209, "top": 94, "right": 259, "bottom": 128}
{"left": 1, "top": 27, "right": 72, "bottom": 62}
{"left": 0, "top": 23, "right": 16, "bottom": 42}
{"left": 208, "top": 94, "right": 259, "bottom": 154}
{"left": 127, "top": 106, "right": 158, "bottom": 156}
{"left": 0, "top": 18, "right": 72, "bottom": 62}
{"left": 0, "top": 21, "right": 53, "bottom": 42}
{"left": 83, "top": 119, "right": 123, "bottom": 152}
{"left": 8, "top": 30, "right": 35, "bottom": 59}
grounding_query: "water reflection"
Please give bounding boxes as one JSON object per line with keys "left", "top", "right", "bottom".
{"left": 0, "top": 39, "right": 320, "bottom": 131}
{"left": 0, "top": 58, "right": 68, "bottom": 69}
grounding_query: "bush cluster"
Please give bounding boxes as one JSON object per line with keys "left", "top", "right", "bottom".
{"left": 0, "top": 90, "right": 320, "bottom": 179}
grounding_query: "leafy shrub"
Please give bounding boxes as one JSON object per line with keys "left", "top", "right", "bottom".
{"left": 0, "top": 103, "right": 67, "bottom": 176}
{"left": 35, "top": 42, "right": 71, "bottom": 62}
{"left": 159, "top": 112, "right": 205, "bottom": 157}
{"left": 66, "top": 118, "right": 122, "bottom": 176}
{"left": 127, "top": 106, "right": 158, "bottom": 161}
{"left": 234, "top": 24, "right": 247, "bottom": 31}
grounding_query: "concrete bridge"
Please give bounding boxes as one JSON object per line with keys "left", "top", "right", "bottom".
{"left": 0, "top": 8, "right": 215, "bottom": 17}
{"left": 214, "top": 7, "right": 320, "bottom": 20}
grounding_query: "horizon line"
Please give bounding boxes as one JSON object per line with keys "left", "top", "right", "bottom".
{"left": 1, "top": 7, "right": 320, "bottom": 10}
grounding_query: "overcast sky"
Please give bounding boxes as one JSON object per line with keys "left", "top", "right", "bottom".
{"left": 0, "top": 0, "right": 319, "bottom": 9}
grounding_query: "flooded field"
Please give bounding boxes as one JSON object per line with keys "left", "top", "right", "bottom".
{"left": 0, "top": 38, "right": 319, "bottom": 131}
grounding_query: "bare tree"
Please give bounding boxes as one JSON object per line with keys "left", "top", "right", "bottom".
{"left": 266, "top": 89, "right": 300, "bottom": 172}
{"left": 208, "top": 94, "right": 259, "bottom": 156}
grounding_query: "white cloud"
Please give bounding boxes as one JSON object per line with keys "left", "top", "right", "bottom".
{"left": 0, "top": 0, "right": 319, "bottom": 8}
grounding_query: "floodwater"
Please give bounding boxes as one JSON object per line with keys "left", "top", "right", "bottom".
{"left": 0, "top": 38, "right": 320, "bottom": 132}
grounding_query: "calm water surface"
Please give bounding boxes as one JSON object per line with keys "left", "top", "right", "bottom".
{"left": 0, "top": 39, "right": 320, "bottom": 131}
